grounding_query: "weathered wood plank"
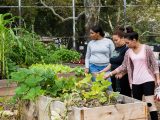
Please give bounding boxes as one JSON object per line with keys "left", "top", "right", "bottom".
{"left": 22, "top": 95, "right": 148, "bottom": 120}
{"left": 70, "top": 102, "right": 147, "bottom": 120}
{"left": 38, "top": 96, "right": 65, "bottom": 120}
{"left": 70, "top": 95, "right": 147, "bottom": 120}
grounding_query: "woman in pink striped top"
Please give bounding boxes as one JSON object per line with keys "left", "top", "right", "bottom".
{"left": 104, "top": 31, "right": 160, "bottom": 120}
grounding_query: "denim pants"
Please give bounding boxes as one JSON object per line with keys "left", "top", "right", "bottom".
{"left": 89, "top": 63, "right": 112, "bottom": 90}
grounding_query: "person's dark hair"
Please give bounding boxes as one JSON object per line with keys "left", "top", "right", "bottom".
{"left": 117, "top": 26, "right": 125, "bottom": 32}
{"left": 113, "top": 30, "right": 125, "bottom": 38}
{"left": 126, "top": 26, "right": 133, "bottom": 33}
{"left": 91, "top": 25, "right": 105, "bottom": 37}
{"left": 114, "top": 25, "right": 134, "bottom": 33}
{"left": 113, "top": 26, "right": 125, "bottom": 38}
{"left": 113, "top": 25, "right": 135, "bottom": 39}
{"left": 124, "top": 31, "right": 139, "bottom": 41}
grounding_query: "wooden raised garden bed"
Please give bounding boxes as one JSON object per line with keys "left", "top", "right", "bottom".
{"left": 0, "top": 80, "right": 17, "bottom": 96}
{"left": 21, "top": 95, "right": 148, "bottom": 120}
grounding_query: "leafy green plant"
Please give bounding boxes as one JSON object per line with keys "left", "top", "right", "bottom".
{"left": 78, "top": 73, "right": 119, "bottom": 105}
{"left": 11, "top": 68, "right": 45, "bottom": 101}
{"left": 0, "top": 13, "right": 82, "bottom": 79}
{"left": 10, "top": 64, "right": 77, "bottom": 101}
{"left": 9, "top": 29, "right": 48, "bottom": 66}
{"left": 30, "top": 64, "right": 73, "bottom": 73}
{"left": 10, "top": 64, "right": 119, "bottom": 108}
{"left": 0, "top": 13, "right": 55, "bottom": 78}
{"left": 0, "top": 13, "right": 18, "bottom": 78}
{"left": 44, "top": 48, "right": 80, "bottom": 63}
{"left": 73, "top": 66, "right": 85, "bottom": 77}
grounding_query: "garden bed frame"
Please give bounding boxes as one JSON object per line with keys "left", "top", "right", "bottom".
{"left": 21, "top": 94, "right": 148, "bottom": 120}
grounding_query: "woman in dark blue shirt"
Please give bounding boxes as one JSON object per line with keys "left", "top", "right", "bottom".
{"left": 100, "top": 27, "right": 131, "bottom": 96}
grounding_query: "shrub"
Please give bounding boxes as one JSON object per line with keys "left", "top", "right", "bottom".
{"left": 44, "top": 48, "right": 81, "bottom": 63}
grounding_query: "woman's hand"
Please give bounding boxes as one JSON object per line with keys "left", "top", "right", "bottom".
{"left": 104, "top": 72, "right": 113, "bottom": 79}
{"left": 85, "top": 68, "right": 89, "bottom": 74}
{"left": 115, "top": 73, "right": 123, "bottom": 79}
{"left": 104, "top": 73, "right": 110, "bottom": 79}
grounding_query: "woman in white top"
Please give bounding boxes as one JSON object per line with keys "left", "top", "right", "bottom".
{"left": 85, "top": 25, "right": 115, "bottom": 90}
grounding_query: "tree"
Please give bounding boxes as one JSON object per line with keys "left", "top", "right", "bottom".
{"left": 84, "top": 0, "right": 101, "bottom": 38}
{"left": 39, "top": 0, "right": 85, "bottom": 22}
{"left": 125, "top": 0, "right": 160, "bottom": 43}
{"left": 0, "top": 0, "right": 15, "bottom": 14}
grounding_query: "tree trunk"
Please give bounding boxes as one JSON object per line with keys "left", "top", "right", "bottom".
{"left": 84, "top": 0, "right": 101, "bottom": 40}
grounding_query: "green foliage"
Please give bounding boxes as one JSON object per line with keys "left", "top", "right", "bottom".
{"left": 10, "top": 64, "right": 76, "bottom": 101}
{"left": 0, "top": 13, "right": 53, "bottom": 78}
{"left": 8, "top": 26, "right": 80, "bottom": 67}
{"left": 8, "top": 29, "right": 48, "bottom": 66}
{"left": 6, "top": 59, "right": 18, "bottom": 77}
{"left": 2, "top": 0, "right": 160, "bottom": 45}
{"left": 78, "top": 73, "right": 119, "bottom": 104}
{"left": 11, "top": 68, "right": 44, "bottom": 101}
{"left": 0, "top": 13, "right": 81, "bottom": 79}
{"left": 30, "top": 64, "right": 73, "bottom": 73}
{"left": 44, "top": 48, "right": 80, "bottom": 63}
{"left": 0, "top": 13, "right": 18, "bottom": 79}
{"left": 29, "top": 64, "right": 77, "bottom": 98}
{"left": 11, "top": 64, "right": 119, "bottom": 107}
{"left": 73, "top": 66, "right": 85, "bottom": 77}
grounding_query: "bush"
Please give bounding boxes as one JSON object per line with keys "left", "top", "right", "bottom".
{"left": 44, "top": 48, "right": 81, "bottom": 63}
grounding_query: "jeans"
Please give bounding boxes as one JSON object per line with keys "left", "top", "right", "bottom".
{"left": 89, "top": 63, "right": 112, "bottom": 90}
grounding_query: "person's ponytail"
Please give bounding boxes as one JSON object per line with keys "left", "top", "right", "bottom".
{"left": 126, "top": 26, "right": 134, "bottom": 33}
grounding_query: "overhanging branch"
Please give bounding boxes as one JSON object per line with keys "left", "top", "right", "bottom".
{"left": 99, "top": 16, "right": 113, "bottom": 32}
{"left": 40, "top": 0, "right": 85, "bottom": 22}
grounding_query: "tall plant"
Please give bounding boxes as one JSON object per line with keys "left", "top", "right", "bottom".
{"left": 0, "top": 13, "right": 17, "bottom": 79}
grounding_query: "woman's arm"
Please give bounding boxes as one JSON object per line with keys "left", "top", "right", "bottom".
{"left": 108, "top": 39, "right": 115, "bottom": 58}
{"left": 99, "top": 64, "right": 111, "bottom": 73}
{"left": 146, "top": 45, "right": 160, "bottom": 85}
{"left": 147, "top": 45, "right": 159, "bottom": 74}
{"left": 104, "top": 69, "right": 118, "bottom": 79}
{"left": 155, "top": 73, "right": 160, "bottom": 86}
{"left": 85, "top": 43, "right": 91, "bottom": 73}
{"left": 104, "top": 51, "right": 129, "bottom": 79}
